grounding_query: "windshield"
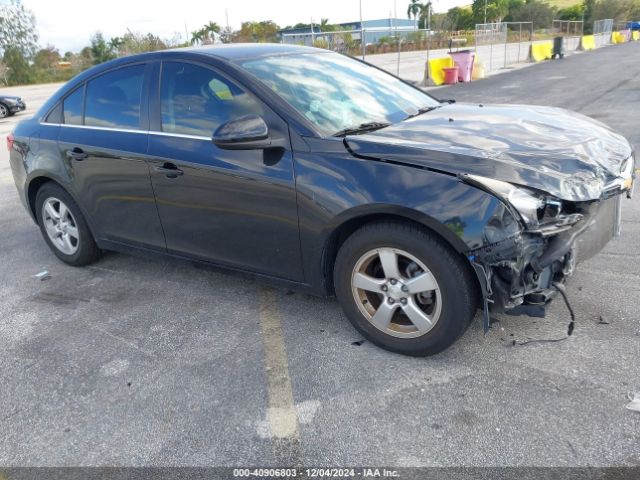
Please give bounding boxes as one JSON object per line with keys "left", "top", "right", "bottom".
{"left": 240, "top": 52, "right": 440, "bottom": 136}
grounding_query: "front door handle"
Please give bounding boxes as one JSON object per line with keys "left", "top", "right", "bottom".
{"left": 154, "top": 162, "right": 184, "bottom": 178}
{"left": 66, "top": 147, "right": 88, "bottom": 161}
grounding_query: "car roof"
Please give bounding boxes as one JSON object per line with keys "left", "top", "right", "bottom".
{"left": 169, "top": 43, "right": 322, "bottom": 61}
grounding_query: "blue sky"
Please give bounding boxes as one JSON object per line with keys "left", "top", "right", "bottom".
{"left": 19, "top": 0, "right": 470, "bottom": 52}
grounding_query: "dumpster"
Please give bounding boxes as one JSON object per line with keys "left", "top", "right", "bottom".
{"left": 443, "top": 67, "right": 459, "bottom": 85}
{"left": 552, "top": 36, "right": 564, "bottom": 59}
{"left": 449, "top": 50, "right": 475, "bottom": 82}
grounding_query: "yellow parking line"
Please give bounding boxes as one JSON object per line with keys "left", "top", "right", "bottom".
{"left": 259, "top": 287, "right": 302, "bottom": 465}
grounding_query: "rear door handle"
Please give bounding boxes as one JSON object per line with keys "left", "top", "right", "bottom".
{"left": 154, "top": 162, "right": 184, "bottom": 178}
{"left": 66, "top": 147, "right": 88, "bottom": 161}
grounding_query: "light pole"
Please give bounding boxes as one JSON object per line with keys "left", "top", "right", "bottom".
{"left": 360, "top": 0, "right": 365, "bottom": 59}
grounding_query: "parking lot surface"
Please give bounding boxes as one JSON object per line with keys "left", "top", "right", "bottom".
{"left": 0, "top": 43, "right": 639, "bottom": 467}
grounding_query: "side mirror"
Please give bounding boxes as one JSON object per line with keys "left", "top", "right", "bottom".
{"left": 212, "top": 114, "right": 271, "bottom": 150}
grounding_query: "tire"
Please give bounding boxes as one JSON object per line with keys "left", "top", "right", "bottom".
{"left": 334, "top": 220, "right": 478, "bottom": 356}
{"left": 35, "top": 182, "right": 100, "bottom": 266}
{"left": 0, "top": 103, "right": 8, "bottom": 119}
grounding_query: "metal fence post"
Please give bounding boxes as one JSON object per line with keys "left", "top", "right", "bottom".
{"left": 503, "top": 24, "right": 508, "bottom": 69}
{"left": 489, "top": 24, "right": 494, "bottom": 71}
{"left": 518, "top": 23, "right": 522, "bottom": 62}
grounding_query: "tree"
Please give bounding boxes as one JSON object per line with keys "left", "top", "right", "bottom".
{"left": 219, "top": 25, "right": 234, "bottom": 44}
{"left": 3, "top": 46, "right": 33, "bottom": 85}
{"left": 508, "top": 0, "right": 556, "bottom": 28}
{"left": 33, "top": 46, "right": 61, "bottom": 71}
{"left": 319, "top": 18, "right": 338, "bottom": 32}
{"left": 90, "top": 32, "right": 117, "bottom": 65}
{"left": 418, "top": 2, "right": 433, "bottom": 30}
{"left": 0, "top": 0, "right": 38, "bottom": 59}
{"left": 472, "top": 0, "right": 509, "bottom": 23}
{"left": 233, "top": 21, "right": 280, "bottom": 43}
{"left": 0, "top": 0, "right": 38, "bottom": 84}
{"left": 191, "top": 22, "right": 220, "bottom": 45}
{"left": 407, "top": 0, "right": 422, "bottom": 27}
{"left": 113, "top": 32, "right": 169, "bottom": 55}
{"left": 446, "top": 7, "right": 476, "bottom": 30}
{"left": 557, "top": 4, "right": 584, "bottom": 20}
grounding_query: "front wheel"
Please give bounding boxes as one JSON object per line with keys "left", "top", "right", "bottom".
{"left": 334, "top": 221, "right": 478, "bottom": 356}
{"left": 0, "top": 103, "right": 9, "bottom": 119}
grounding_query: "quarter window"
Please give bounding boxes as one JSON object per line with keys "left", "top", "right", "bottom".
{"left": 84, "top": 65, "right": 145, "bottom": 129}
{"left": 63, "top": 87, "right": 84, "bottom": 125}
{"left": 160, "top": 62, "right": 263, "bottom": 137}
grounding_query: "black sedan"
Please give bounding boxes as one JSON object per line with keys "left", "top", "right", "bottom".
{"left": 0, "top": 94, "right": 26, "bottom": 118}
{"left": 7, "top": 44, "right": 636, "bottom": 356}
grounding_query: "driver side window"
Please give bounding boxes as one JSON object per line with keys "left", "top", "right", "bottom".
{"left": 160, "top": 61, "right": 263, "bottom": 138}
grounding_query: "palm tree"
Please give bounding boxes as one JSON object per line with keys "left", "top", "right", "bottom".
{"left": 191, "top": 22, "right": 220, "bottom": 45}
{"left": 407, "top": 0, "right": 422, "bottom": 28}
{"left": 419, "top": 1, "right": 433, "bottom": 31}
{"left": 190, "top": 30, "right": 204, "bottom": 45}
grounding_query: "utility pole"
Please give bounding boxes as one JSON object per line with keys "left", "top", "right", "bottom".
{"left": 360, "top": 0, "right": 365, "bottom": 60}
{"left": 394, "top": 0, "right": 400, "bottom": 76}
{"left": 484, "top": 0, "right": 488, "bottom": 25}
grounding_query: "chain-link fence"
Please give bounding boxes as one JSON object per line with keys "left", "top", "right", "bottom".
{"left": 593, "top": 19, "right": 614, "bottom": 47}
{"left": 474, "top": 22, "right": 532, "bottom": 71}
{"left": 281, "top": 18, "right": 625, "bottom": 84}
{"left": 282, "top": 27, "right": 429, "bottom": 60}
{"left": 552, "top": 20, "right": 583, "bottom": 51}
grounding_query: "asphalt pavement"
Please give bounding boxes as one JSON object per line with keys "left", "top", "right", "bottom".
{"left": 0, "top": 42, "right": 639, "bottom": 468}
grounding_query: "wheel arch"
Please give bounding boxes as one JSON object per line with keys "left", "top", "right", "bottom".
{"left": 26, "top": 176, "right": 99, "bottom": 240}
{"left": 27, "top": 176, "right": 56, "bottom": 220}
{"left": 321, "top": 207, "right": 475, "bottom": 295}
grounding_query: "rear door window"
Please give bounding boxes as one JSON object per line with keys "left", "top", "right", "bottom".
{"left": 84, "top": 64, "right": 145, "bottom": 129}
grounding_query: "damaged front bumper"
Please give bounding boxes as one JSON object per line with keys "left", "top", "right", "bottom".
{"left": 463, "top": 158, "right": 635, "bottom": 332}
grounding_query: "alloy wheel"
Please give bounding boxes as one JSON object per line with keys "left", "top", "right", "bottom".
{"left": 0, "top": 104, "right": 8, "bottom": 118}
{"left": 41, "top": 197, "right": 80, "bottom": 255}
{"left": 351, "top": 247, "right": 442, "bottom": 338}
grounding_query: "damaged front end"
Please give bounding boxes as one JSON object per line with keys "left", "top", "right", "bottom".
{"left": 461, "top": 155, "right": 635, "bottom": 332}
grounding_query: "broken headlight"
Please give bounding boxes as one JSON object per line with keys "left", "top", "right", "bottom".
{"left": 465, "top": 175, "right": 545, "bottom": 228}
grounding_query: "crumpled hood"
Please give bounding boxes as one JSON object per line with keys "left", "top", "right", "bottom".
{"left": 345, "top": 103, "right": 633, "bottom": 201}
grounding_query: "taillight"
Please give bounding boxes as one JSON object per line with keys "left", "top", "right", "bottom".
{"left": 6, "top": 133, "right": 14, "bottom": 152}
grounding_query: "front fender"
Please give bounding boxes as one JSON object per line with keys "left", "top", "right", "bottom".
{"left": 293, "top": 143, "right": 518, "bottom": 296}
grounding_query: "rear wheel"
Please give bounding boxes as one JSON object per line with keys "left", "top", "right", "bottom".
{"left": 35, "top": 183, "right": 100, "bottom": 266}
{"left": 334, "top": 221, "right": 478, "bottom": 356}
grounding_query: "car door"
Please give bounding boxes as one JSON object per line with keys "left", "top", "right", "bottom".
{"left": 57, "top": 63, "right": 166, "bottom": 250}
{"left": 146, "top": 60, "right": 303, "bottom": 281}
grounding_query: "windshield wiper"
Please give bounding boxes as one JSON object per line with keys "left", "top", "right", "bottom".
{"left": 332, "top": 121, "right": 391, "bottom": 137}
{"left": 403, "top": 105, "right": 442, "bottom": 121}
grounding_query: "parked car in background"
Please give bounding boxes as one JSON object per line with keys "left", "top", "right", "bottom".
{"left": 626, "top": 21, "right": 640, "bottom": 31}
{"left": 0, "top": 94, "right": 27, "bottom": 118}
{"left": 6, "top": 44, "right": 636, "bottom": 356}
